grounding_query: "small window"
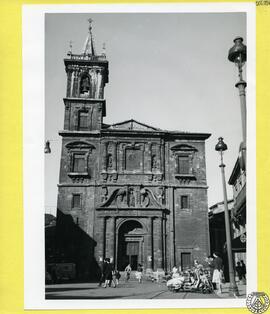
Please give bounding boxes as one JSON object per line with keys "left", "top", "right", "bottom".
{"left": 73, "top": 154, "right": 85, "bottom": 172}
{"left": 78, "top": 111, "right": 88, "bottom": 130}
{"left": 178, "top": 156, "right": 190, "bottom": 174}
{"left": 180, "top": 195, "right": 189, "bottom": 209}
{"left": 72, "top": 194, "right": 81, "bottom": 208}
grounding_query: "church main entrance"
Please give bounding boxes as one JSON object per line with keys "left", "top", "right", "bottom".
{"left": 117, "top": 220, "right": 145, "bottom": 271}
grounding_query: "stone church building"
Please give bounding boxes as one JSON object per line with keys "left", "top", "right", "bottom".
{"left": 55, "top": 21, "right": 211, "bottom": 279}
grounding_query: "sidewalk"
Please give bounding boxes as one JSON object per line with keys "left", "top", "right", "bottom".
{"left": 214, "top": 282, "right": 246, "bottom": 299}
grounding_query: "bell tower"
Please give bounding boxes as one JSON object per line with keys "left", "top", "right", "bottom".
{"left": 63, "top": 19, "right": 108, "bottom": 131}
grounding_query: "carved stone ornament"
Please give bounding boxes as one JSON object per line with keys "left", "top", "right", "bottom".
{"left": 100, "top": 171, "right": 118, "bottom": 183}
{"left": 140, "top": 188, "right": 150, "bottom": 208}
{"left": 101, "top": 186, "right": 108, "bottom": 202}
{"left": 101, "top": 172, "right": 108, "bottom": 182}
{"left": 71, "top": 177, "right": 87, "bottom": 183}
{"left": 175, "top": 176, "right": 192, "bottom": 185}
{"left": 98, "top": 186, "right": 163, "bottom": 209}
{"left": 156, "top": 186, "right": 165, "bottom": 205}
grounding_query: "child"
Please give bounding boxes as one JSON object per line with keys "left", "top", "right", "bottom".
{"left": 112, "top": 269, "right": 121, "bottom": 287}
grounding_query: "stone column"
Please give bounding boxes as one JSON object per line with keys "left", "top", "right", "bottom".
{"left": 154, "top": 217, "right": 163, "bottom": 270}
{"left": 160, "top": 143, "right": 165, "bottom": 174}
{"left": 72, "top": 70, "right": 79, "bottom": 97}
{"left": 102, "top": 217, "right": 107, "bottom": 260}
{"left": 163, "top": 217, "right": 167, "bottom": 272}
{"left": 156, "top": 144, "right": 161, "bottom": 171}
{"left": 106, "top": 217, "right": 115, "bottom": 263}
{"left": 146, "top": 217, "right": 154, "bottom": 271}
{"left": 144, "top": 143, "right": 151, "bottom": 173}
{"left": 112, "top": 142, "right": 117, "bottom": 172}
{"left": 64, "top": 103, "right": 70, "bottom": 130}
{"left": 98, "top": 69, "right": 105, "bottom": 99}
{"left": 66, "top": 70, "right": 72, "bottom": 97}
{"left": 168, "top": 187, "right": 176, "bottom": 269}
{"left": 101, "top": 142, "right": 108, "bottom": 172}
{"left": 113, "top": 217, "right": 116, "bottom": 268}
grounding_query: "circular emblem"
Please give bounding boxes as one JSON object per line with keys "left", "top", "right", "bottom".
{"left": 240, "top": 233, "right": 246, "bottom": 243}
{"left": 246, "top": 292, "right": 270, "bottom": 314}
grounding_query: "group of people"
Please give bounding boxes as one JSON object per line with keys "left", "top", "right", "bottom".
{"left": 123, "top": 263, "right": 144, "bottom": 283}
{"left": 98, "top": 258, "right": 121, "bottom": 288}
{"left": 206, "top": 253, "right": 247, "bottom": 294}
{"left": 99, "top": 255, "right": 246, "bottom": 292}
{"left": 98, "top": 260, "right": 144, "bottom": 288}
{"left": 206, "top": 252, "right": 224, "bottom": 294}
{"left": 235, "top": 260, "right": 246, "bottom": 283}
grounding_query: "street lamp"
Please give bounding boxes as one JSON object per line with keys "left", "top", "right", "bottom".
{"left": 215, "top": 137, "right": 239, "bottom": 297}
{"left": 228, "top": 37, "right": 247, "bottom": 170}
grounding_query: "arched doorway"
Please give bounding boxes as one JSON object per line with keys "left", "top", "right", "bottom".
{"left": 117, "top": 220, "right": 145, "bottom": 271}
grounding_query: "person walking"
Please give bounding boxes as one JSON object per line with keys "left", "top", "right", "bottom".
{"left": 212, "top": 252, "right": 223, "bottom": 294}
{"left": 136, "top": 264, "right": 143, "bottom": 283}
{"left": 112, "top": 269, "right": 121, "bottom": 287}
{"left": 124, "top": 264, "right": 132, "bottom": 282}
{"left": 235, "top": 261, "right": 243, "bottom": 282}
{"left": 240, "top": 260, "right": 246, "bottom": 284}
{"left": 103, "top": 258, "right": 114, "bottom": 288}
{"left": 206, "top": 255, "right": 216, "bottom": 290}
{"left": 172, "top": 265, "right": 178, "bottom": 278}
{"left": 98, "top": 259, "right": 105, "bottom": 287}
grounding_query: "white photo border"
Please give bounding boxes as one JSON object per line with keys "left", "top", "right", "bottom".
{"left": 23, "top": 2, "right": 256, "bottom": 310}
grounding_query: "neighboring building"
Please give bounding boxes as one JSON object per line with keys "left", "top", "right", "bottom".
{"left": 208, "top": 200, "right": 234, "bottom": 281}
{"left": 228, "top": 156, "right": 246, "bottom": 264}
{"left": 54, "top": 21, "right": 211, "bottom": 280}
{"left": 45, "top": 214, "right": 57, "bottom": 263}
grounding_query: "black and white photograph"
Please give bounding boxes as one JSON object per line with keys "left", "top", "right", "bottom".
{"left": 23, "top": 3, "right": 256, "bottom": 309}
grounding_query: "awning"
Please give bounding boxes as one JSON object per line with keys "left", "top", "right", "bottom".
{"left": 224, "top": 233, "right": 246, "bottom": 252}
{"left": 232, "top": 233, "right": 246, "bottom": 252}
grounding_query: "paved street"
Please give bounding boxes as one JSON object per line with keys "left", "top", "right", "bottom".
{"left": 45, "top": 279, "right": 246, "bottom": 300}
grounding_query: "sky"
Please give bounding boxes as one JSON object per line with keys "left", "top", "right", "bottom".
{"left": 45, "top": 12, "right": 246, "bottom": 216}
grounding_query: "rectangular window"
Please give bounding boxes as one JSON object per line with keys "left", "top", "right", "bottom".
{"left": 181, "top": 252, "right": 191, "bottom": 270}
{"left": 125, "top": 148, "right": 141, "bottom": 171}
{"left": 73, "top": 154, "right": 85, "bottom": 172}
{"left": 178, "top": 156, "right": 190, "bottom": 174}
{"left": 78, "top": 112, "right": 88, "bottom": 130}
{"left": 72, "top": 194, "right": 81, "bottom": 208}
{"left": 180, "top": 195, "right": 189, "bottom": 209}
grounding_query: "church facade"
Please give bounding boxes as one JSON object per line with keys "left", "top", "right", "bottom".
{"left": 55, "top": 21, "right": 211, "bottom": 279}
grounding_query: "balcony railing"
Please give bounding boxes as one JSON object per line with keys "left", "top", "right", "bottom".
{"left": 67, "top": 52, "right": 106, "bottom": 61}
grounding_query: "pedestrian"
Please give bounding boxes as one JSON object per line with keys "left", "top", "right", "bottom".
{"left": 172, "top": 265, "right": 178, "bottom": 278}
{"left": 206, "top": 255, "right": 216, "bottom": 290}
{"left": 112, "top": 269, "right": 121, "bottom": 287}
{"left": 136, "top": 264, "right": 143, "bottom": 283}
{"left": 212, "top": 252, "right": 223, "bottom": 294}
{"left": 124, "top": 264, "right": 132, "bottom": 282}
{"left": 103, "top": 258, "right": 114, "bottom": 288}
{"left": 235, "top": 261, "right": 243, "bottom": 282}
{"left": 98, "top": 259, "right": 105, "bottom": 287}
{"left": 240, "top": 260, "right": 246, "bottom": 284}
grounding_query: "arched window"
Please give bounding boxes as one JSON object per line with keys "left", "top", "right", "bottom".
{"left": 80, "top": 74, "right": 90, "bottom": 94}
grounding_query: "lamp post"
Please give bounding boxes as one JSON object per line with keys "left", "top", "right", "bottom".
{"left": 228, "top": 37, "right": 247, "bottom": 170}
{"left": 215, "top": 137, "right": 239, "bottom": 297}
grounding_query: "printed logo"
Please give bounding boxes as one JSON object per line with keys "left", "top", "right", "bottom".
{"left": 246, "top": 292, "right": 270, "bottom": 314}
